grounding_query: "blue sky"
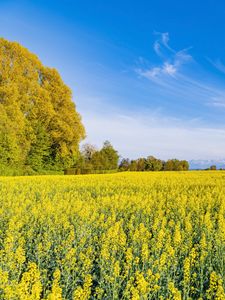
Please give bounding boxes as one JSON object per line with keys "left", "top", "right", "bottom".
{"left": 1, "top": 0, "right": 225, "bottom": 162}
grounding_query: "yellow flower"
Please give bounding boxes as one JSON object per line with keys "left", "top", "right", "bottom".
{"left": 47, "top": 269, "right": 62, "bottom": 300}
{"left": 168, "top": 281, "right": 182, "bottom": 300}
{"left": 114, "top": 260, "right": 120, "bottom": 277}
{"left": 73, "top": 274, "right": 92, "bottom": 300}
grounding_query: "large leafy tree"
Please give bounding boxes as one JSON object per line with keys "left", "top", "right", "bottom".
{"left": 99, "top": 141, "right": 119, "bottom": 170}
{"left": 90, "top": 141, "right": 119, "bottom": 171}
{"left": 145, "top": 156, "right": 163, "bottom": 171}
{"left": 0, "top": 38, "right": 85, "bottom": 170}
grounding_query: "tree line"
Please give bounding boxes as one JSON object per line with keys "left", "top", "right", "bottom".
{"left": 119, "top": 156, "right": 189, "bottom": 172}
{"left": 65, "top": 141, "right": 119, "bottom": 174}
{"left": 64, "top": 142, "right": 189, "bottom": 174}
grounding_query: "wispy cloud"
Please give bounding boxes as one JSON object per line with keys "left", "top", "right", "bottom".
{"left": 76, "top": 32, "right": 225, "bottom": 162}
{"left": 208, "top": 58, "right": 225, "bottom": 74}
{"left": 153, "top": 32, "right": 175, "bottom": 57}
{"left": 136, "top": 33, "right": 225, "bottom": 110}
{"left": 138, "top": 62, "right": 177, "bottom": 79}
{"left": 137, "top": 32, "right": 192, "bottom": 80}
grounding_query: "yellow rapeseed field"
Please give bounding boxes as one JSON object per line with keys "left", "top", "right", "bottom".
{"left": 0, "top": 171, "right": 225, "bottom": 299}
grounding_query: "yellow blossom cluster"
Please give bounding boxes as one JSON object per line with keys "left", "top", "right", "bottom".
{"left": 0, "top": 171, "right": 225, "bottom": 299}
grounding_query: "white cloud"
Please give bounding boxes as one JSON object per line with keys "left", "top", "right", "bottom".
{"left": 163, "top": 62, "right": 177, "bottom": 75}
{"left": 161, "top": 32, "right": 170, "bottom": 48}
{"left": 75, "top": 33, "right": 225, "bottom": 162}
{"left": 137, "top": 62, "right": 177, "bottom": 79}
{"left": 136, "top": 33, "right": 225, "bottom": 110}
{"left": 153, "top": 41, "right": 161, "bottom": 57}
{"left": 153, "top": 31, "right": 174, "bottom": 57}
{"left": 137, "top": 67, "right": 161, "bottom": 79}
{"left": 138, "top": 32, "right": 192, "bottom": 80}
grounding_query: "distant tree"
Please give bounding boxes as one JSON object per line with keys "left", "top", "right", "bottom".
{"left": 130, "top": 160, "right": 138, "bottom": 171}
{"left": 91, "top": 151, "right": 104, "bottom": 170}
{"left": 145, "top": 156, "right": 163, "bottom": 171}
{"left": 99, "top": 141, "right": 119, "bottom": 170}
{"left": 164, "top": 159, "right": 189, "bottom": 171}
{"left": 71, "top": 153, "right": 85, "bottom": 174}
{"left": 161, "top": 160, "right": 166, "bottom": 170}
{"left": 81, "top": 143, "right": 97, "bottom": 162}
{"left": 119, "top": 158, "right": 130, "bottom": 171}
{"left": 179, "top": 160, "right": 189, "bottom": 171}
{"left": 164, "top": 159, "right": 175, "bottom": 171}
{"left": 210, "top": 165, "right": 217, "bottom": 170}
{"left": 85, "top": 141, "right": 119, "bottom": 171}
{"left": 136, "top": 158, "right": 146, "bottom": 171}
{"left": 173, "top": 159, "right": 181, "bottom": 171}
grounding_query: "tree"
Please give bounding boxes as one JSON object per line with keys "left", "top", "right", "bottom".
{"left": 91, "top": 151, "right": 104, "bottom": 171}
{"left": 0, "top": 105, "right": 21, "bottom": 165}
{"left": 210, "top": 165, "right": 217, "bottom": 170}
{"left": 136, "top": 158, "right": 146, "bottom": 171}
{"left": 0, "top": 38, "right": 85, "bottom": 171}
{"left": 99, "top": 141, "right": 119, "bottom": 170}
{"left": 130, "top": 160, "right": 138, "bottom": 171}
{"left": 119, "top": 158, "right": 130, "bottom": 171}
{"left": 145, "top": 156, "right": 163, "bottom": 171}
{"left": 26, "top": 122, "right": 51, "bottom": 170}
{"left": 90, "top": 141, "right": 119, "bottom": 171}
{"left": 179, "top": 160, "right": 189, "bottom": 171}
{"left": 164, "top": 159, "right": 189, "bottom": 171}
{"left": 81, "top": 143, "right": 97, "bottom": 162}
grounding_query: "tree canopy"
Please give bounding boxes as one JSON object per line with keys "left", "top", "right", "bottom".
{"left": 71, "top": 141, "right": 119, "bottom": 174}
{"left": 119, "top": 156, "right": 189, "bottom": 172}
{"left": 0, "top": 38, "right": 85, "bottom": 173}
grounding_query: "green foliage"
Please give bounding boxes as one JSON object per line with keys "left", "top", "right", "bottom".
{"left": 145, "top": 156, "right": 163, "bottom": 171}
{"left": 26, "top": 122, "right": 51, "bottom": 170}
{"left": 210, "top": 165, "right": 217, "bottom": 170}
{"left": 164, "top": 159, "right": 189, "bottom": 171}
{"left": 0, "top": 38, "right": 85, "bottom": 173}
{"left": 97, "top": 140, "right": 119, "bottom": 170}
{"left": 119, "top": 156, "right": 189, "bottom": 172}
{"left": 119, "top": 158, "right": 130, "bottom": 171}
{"left": 70, "top": 141, "right": 119, "bottom": 174}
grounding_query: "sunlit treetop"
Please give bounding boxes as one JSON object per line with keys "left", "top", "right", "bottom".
{"left": 0, "top": 38, "right": 85, "bottom": 170}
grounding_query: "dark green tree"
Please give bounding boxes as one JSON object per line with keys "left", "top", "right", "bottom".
{"left": 119, "top": 158, "right": 130, "bottom": 171}
{"left": 130, "top": 160, "right": 138, "bottom": 171}
{"left": 210, "top": 165, "right": 217, "bottom": 170}
{"left": 98, "top": 141, "right": 119, "bottom": 170}
{"left": 164, "top": 159, "right": 189, "bottom": 171}
{"left": 145, "top": 156, "right": 163, "bottom": 171}
{"left": 26, "top": 123, "right": 51, "bottom": 170}
{"left": 136, "top": 158, "right": 146, "bottom": 171}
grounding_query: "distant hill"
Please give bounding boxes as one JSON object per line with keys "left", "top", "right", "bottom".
{"left": 189, "top": 159, "right": 225, "bottom": 169}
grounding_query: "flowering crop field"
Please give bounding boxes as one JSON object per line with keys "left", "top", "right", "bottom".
{"left": 0, "top": 172, "right": 225, "bottom": 300}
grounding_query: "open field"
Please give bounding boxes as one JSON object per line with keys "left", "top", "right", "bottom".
{"left": 0, "top": 172, "right": 225, "bottom": 299}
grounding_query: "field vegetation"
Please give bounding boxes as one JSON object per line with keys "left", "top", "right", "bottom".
{"left": 0, "top": 171, "right": 225, "bottom": 299}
